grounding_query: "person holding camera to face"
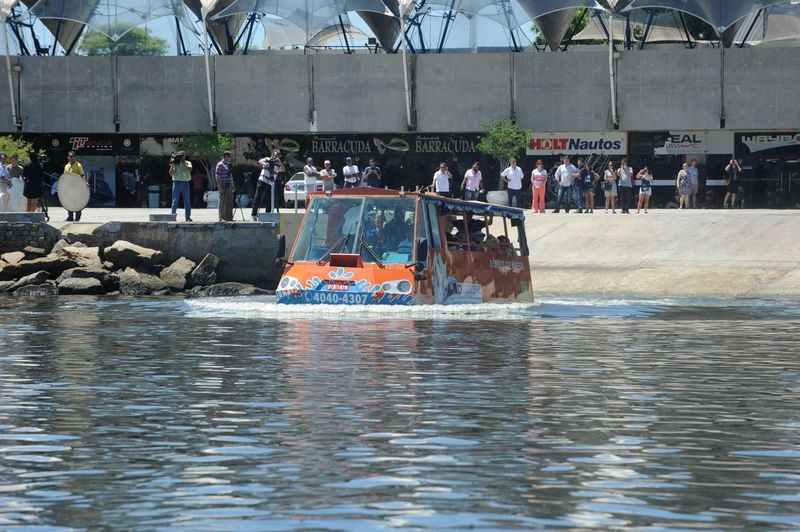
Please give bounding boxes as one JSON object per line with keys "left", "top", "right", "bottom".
{"left": 169, "top": 151, "right": 193, "bottom": 222}
{"left": 252, "top": 150, "right": 281, "bottom": 220}
{"left": 723, "top": 156, "right": 742, "bottom": 209}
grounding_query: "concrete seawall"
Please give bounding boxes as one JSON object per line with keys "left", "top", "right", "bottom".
{"left": 525, "top": 210, "right": 800, "bottom": 300}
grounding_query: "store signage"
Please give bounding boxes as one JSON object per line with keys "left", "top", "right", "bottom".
{"left": 307, "top": 135, "right": 475, "bottom": 155}
{"left": 527, "top": 132, "right": 627, "bottom": 155}
{"left": 739, "top": 132, "right": 800, "bottom": 153}
{"left": 47, "top": 135, "right": 140, "bottom": 156}
{"left": 655, "top": 131, "right": 733, "bottom": 155}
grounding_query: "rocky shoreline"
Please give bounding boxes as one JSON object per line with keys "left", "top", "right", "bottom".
{"left": 0, "top": 240, "right": 270, "bottom": 297}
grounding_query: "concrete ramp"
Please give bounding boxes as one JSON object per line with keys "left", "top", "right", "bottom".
{"left": 525, "top": 210, "right": 800, "bottom": 300}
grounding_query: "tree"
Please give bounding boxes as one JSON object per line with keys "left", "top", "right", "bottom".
{"left": 475, "top": 118, "right": 531, "bottom": 187}
{"left": 177, "top": 134, "right": 233, "bottom": 190}
{"left": 0, "top": 135, "right": 38, "bottom": 164}
{"left": 78, "top": 26, "right": 168, "bottom": 56}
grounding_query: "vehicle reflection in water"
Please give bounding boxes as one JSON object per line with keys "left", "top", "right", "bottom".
{"left": 0, "top": 296, "right": 799, "bottom": 528}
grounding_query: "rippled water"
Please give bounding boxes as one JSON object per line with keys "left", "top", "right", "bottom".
{"left": 1, "top": 296, "right": 800, "bottom": 529}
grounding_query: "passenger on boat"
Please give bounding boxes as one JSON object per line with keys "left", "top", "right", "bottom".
{"left": 383, "top": 207, "right": 413, "bottom": 252}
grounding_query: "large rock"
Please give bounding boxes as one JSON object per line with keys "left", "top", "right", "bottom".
{"left": 57, "top": 266, "right": 117, "bottom": 290}
{"left": 1, "top": 251, "right": 25, "bottom": 265}
{"left": 189, "top": 254, "right": 219, "bottom": 287}
{"left": 160, "top": 257, "right": 196, "bottom": 291}
{"left": 14, "top": 281, "right": 58, "bottom": 297}
{"left": 58, "top": 277, "right": 105, "bottom": 295}
{"left": 9, "top": 271, "right": 51, "bottom": 292}
{"left": 116, "top": 267, "right": 168, "bottom": 296}
{"left": 23, "top": 246, "right": 47, "bottom": 259}
{"left": 56, "top": 245, "right": 102, "bottom": 268}
{"left": 103, "top": 241, "right": 164, "bottom": 270}
{"left": 0, "top": 256, "right": 79, "bottom": 281}
{"left": 193, "top": 282, "right": 269, "bottom": 297}
{"left": 0, "top": 280, "right": 15, "bottom": 293}
{"left": 49, "top": 239, "right": 72, "bottom": 256}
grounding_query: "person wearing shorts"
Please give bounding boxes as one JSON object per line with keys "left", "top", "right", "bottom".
{"left": 636, "top": 167, "right": 653, "bottom": 213}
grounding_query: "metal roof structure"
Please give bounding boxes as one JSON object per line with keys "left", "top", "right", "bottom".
{"left": 2, "top": 0, "right": 798, "bottom": 55}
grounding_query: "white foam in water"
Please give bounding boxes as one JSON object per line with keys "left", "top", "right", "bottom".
{"left": 185, "top": 296, "right": 539, "bottom": 320}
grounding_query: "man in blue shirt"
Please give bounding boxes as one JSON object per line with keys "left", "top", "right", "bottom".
{"left": 363, "top": 158, "right": 382, "bottom": 188}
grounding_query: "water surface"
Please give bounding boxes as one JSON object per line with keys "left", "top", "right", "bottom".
{"left": 1, "top": 296, "right": 799, "bottom": 529}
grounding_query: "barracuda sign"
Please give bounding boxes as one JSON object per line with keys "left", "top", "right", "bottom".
{"left": 527, "top": 132, "right": 627, "bottom": 155}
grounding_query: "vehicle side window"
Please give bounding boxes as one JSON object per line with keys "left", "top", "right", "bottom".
{"left": 426, "top": 202, "right": 442, "bottom": 249}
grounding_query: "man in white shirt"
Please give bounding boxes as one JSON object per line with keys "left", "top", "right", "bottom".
{"left": 461, "top": 162, "right": 483, "bottom": 201}
{"left": 432, "top": 162, "right": 453, "bottom": 198}
{"left": 500, "top": 158, "right": 524, "bottom": 208}
{"left": 553, "top": 155, "right": 579, "bottom": 213}
{"left": 342, "top": 157, "right": 360, "bottom": 188}
{"left": 688, "top": 159, "right": 700, "bottom": 208}
{"left": 319, "top": 160, "right": 337, "bottom": 192}
{"left": 303, "top": 157, "right": 318, "bottom": 202}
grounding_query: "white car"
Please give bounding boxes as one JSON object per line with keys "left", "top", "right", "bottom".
{"left": 283, "top": 172, "right": 324, "bottom": 207}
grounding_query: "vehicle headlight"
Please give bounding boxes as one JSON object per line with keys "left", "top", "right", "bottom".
{"left": 397, "top": 280, "right": 412, "bottom": 293}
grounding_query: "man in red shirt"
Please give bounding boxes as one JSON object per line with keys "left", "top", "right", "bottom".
{"left": 192, "top": 169, "right": 207, "bottom": 208}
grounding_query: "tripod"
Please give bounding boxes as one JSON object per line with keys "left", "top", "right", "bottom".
{"left": 232, "top": 172, "right": 251, "bottom": 221}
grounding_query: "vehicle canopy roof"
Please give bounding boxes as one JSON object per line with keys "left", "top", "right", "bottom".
{"left": 323, "top": 189, "right": 526, "bottom": 220}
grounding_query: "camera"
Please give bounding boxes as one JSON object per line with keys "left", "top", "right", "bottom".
{"left": 170, "top": 151, "right": 185, "bottom": 164}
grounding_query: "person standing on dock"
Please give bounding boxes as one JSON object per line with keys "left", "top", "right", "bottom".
{"left": 343, "top": 157, "right": 360, "bottom": 188}
{"left": 500, "top": 158, "right": 524, "bottom": 208}
{"left": 688, "top": 159, "right": 700, "bottom": 208}
{"left": 433, "top": 162, "right": 453, "bottom": 198}
{"left": 214, "top": 150, "right": 235, "bottom": 222}
{"left": 252, "top": 150, "right": 280, "bottom": 219}
{"left": 303, "top": 157, "right": 319, "bottom": 201}
{"left": 169, "top": 151, "right": 193, "bottom": 222}
{"left": 553, "top": 156, "right": 578, "bottom": 214}
{"left": 617, "top": 159, "right": 634, "bottom": 214}
{"left": 0, "top": 154, "right": 12, "bottom": 212}
{"left": 461, "top": 162, "right": 482, "bottom": 201}
{"left": 63, "top": 152, "right": 87, "bottom": 221}
{"left": 530, "top": 160, "right": 548, "bottom": 213}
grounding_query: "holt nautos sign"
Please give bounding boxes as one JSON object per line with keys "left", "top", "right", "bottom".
{"left": 527, "top": 132, "right": 628, "bottom": 156}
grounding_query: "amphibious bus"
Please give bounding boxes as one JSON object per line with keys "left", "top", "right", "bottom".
{"left": 275, "top": 188, "right": 532, "bottom": 305}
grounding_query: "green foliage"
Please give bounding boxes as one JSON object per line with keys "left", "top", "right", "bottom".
{"left": 78, "top": 26, "right": 168, "bottom": 56}
{"left": 531, "top": 8, "right": 593, "bottom": 47}
{"left": 0, "top": 136, "right": 38, "bottom": 164}
{"left": 177, "top": 134, "right": 233, "bottom": 189}
{"left": 475, "top": 118, "right": 531, "bottom": 171}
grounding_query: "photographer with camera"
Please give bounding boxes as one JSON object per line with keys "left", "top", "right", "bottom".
{"left": 169, "top": 151, "right": 193, "bottom": 222}
{"left": 252, "top": 149, "right": 281, "bottom": 220}
{"left": 723, "top": 156, "right": 742, "bottom": 209}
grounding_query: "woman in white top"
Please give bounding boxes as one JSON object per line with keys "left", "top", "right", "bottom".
{"left": 636, "top": 167, "right": 653, "bottom": 214}
{"left": 603, "top": 161, "right": 617, "bottom": 214}
{"left": 530, "top": 159, "right": 548, "bottom": 213}
{"left": 303, "top": 157, "right": 318, "bottom": 201}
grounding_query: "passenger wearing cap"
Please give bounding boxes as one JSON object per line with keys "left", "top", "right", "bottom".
{"left": 343, "top": 157, "right": 360, "bottom": 188}
{"left": 302, "top": 157, "right": 319, "bottom": 201}
{"left": 319, "top": 160, "right": 337, "bottom": 192}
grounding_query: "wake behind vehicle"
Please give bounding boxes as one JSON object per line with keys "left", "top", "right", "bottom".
{"left": 275, "top": 188, "right": 532, "bottom": 305}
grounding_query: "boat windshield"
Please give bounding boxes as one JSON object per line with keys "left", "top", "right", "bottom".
{"left": 290, "top": 195, "right": 416, "bottom": 264}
